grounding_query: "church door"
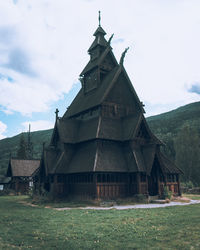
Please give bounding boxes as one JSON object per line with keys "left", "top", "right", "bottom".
{"left": 148, "top": 159, "right": 159, "bottom": 196}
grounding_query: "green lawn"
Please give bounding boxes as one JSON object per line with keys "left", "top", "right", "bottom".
{"left": 0, "top": 196, "right": 200, "bottom": 249}
{"left": 183, "top": 194, "right": 200, "bottom": 200}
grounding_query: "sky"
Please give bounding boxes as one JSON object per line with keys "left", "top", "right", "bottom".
{"left": 0, "top": 0, "right": 200, "bottom": 139}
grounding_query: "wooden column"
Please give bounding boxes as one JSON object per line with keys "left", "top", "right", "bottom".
{"left": 93, "top": 173, "right": 98, "bottom": 199}
{"left": 146, "top": 174, "right": 149, "bottom": 196}
{"left": 137, "top": 173, "right": 141, "bottom": 194}
{"left": 177, "top": 175, "right": 181, "bottom": 196}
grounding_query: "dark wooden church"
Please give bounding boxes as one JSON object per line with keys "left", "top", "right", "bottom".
{"left": 36, "top": 15, "right": 182, "bottom": 199}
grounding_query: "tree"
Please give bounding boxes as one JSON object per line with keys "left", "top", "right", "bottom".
{"left": 174, "top": 126, "right": 200, "bottom": 186}
{"left": 17, "top": 133, "right": 27, "bottom": 159}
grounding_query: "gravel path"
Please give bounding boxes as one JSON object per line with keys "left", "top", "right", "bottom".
{"left": 55, "top": 199, "right": 200, "bottom": 211}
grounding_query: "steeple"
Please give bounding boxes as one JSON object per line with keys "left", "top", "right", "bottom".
{"left": 98, "top": 10, "right": 101, "bottom": 26}
{"left": 88, "top": 11, "right": 107, "bottom": 54}
{"left": 78, "top": 12, "right": 119, "bottom": 94}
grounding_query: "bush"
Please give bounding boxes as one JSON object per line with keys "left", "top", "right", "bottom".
{"left": 134, "top": 194, "right": 148, "bottom": 203}
{"left": 162, "top": 186, "right": 172, "bottom": 200}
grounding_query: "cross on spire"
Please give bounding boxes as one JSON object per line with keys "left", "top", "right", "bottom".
{"left": 55, "top": 108, "right": 59, "bottom": 120}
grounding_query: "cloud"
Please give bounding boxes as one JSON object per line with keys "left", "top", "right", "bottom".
{"left": 112, "top": 38, "right": 125, "bottom": 44}
{"left": 0, "top": 73, "right": 14, "bottom": 82}
{"left": 188, "top": 83, "right": 200, "bottom": 95}
{"left": 0, "top": 0, "right": 199, "bottom": 119}
{"left": 0, "top": 26, "right": 16, "bottom": 45}
{"left": 0, "top": 121, "right": 7, "bottom": 139}
{"left": 4, "top": 48, "right": 37, "bottom": 77}
{"left": 22, "top": 120, "right": 54, "bottom": 132}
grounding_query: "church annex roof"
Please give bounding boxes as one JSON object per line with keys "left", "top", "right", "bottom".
{"left": 7, "top": 159, "right": 40, "bottom": 177}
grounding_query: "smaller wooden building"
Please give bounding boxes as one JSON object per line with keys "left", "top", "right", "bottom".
{"left": 7, "top": 159, "right": 40, "bottom": 194}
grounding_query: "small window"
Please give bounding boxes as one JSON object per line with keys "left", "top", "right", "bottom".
{"left": 29, "top": 181, "right": 33, "bottom": 187}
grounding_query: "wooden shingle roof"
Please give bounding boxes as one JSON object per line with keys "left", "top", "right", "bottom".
{"left": 65, "top": 66, "right": 121, "bottom": 118}
{"left": 7, "top": 159, "right": 40, "bottom": 177}
{"left": 158, "top": 153, "right": 183, "bottom": 174}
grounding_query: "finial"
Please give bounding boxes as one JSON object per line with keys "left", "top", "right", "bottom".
{"left": 55, "top": 108, "right": 59, "bottom": 120}
{"left": 108, "top": 34, "right": 114, "bottom": 45}
{"left": 98, "top": 11, "right": 101, "bottom": 26}
{"left": 119, "top": 47, "right": 129, "bottom": 65}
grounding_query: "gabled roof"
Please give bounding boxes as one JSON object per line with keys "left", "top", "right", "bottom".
{"left": 57, "top": 118, "right": 79, "bottom": 143}
{"left": 66, "top": 141, "right": 97, "bottom": 173}
{"left": 120, "top": 66, "right": 145, "bottom": 114}
{"left": 44, "top": 148, "right": 60, "bottom": 175}
{"left": 66, "top": 64, "right": 146, "bottom": 119}
{"left": 65, "top": 66, "right": 121, "bottom": 118}
{"left": 142, "top": 145, "right": 157, "bottom": 175}
{"left": 123, "top": 114, "right": 142, "bottom": 140}
{"left": 88, "top": 26, "right": 107, "bottom": 52}
{"left": 94, "top": 140, "right": 128, "bottom": 172}
{"left": 93, "top": 26, "right": 106, "bottom": 36}
{"left": 7, "top": 159, "right": 40, "bottom": 177}
{"left": 158, "top": 152, "right": 183, "bottom": 174}
{"left": 97, "top": 117, "right": 122, "bottom": 141}
{"left": 80, "top": 46, "right": 117, "bottom": 76}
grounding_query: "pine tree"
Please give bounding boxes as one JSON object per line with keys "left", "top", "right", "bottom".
{"left": 17, "top": 133, "right": 27, "bottom": 159}
{"left": 174, "top": 126, "right": 200, "bottom": 185}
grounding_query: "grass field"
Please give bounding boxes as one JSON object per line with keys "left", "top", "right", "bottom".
{"left": 0, "top": 196, "right": 200, "bottom": 249}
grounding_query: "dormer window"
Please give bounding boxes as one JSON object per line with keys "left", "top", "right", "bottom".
{"left": 90, "top": 49, "right": 99, "bottom": 61}
{"left": 84, "top": 70, "right": 99, "bottom": 93}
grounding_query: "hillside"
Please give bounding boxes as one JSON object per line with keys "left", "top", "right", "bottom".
{"left": 0, "top": 129, "right": 53, "bottom": 176}
{"left": 147, "top": 101, "right": 200, "bottom": 136}
{"left": 0, "top": 101, "right": 200, "bottom": 177}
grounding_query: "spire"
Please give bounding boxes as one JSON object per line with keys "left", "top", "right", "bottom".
{"left": 98, "top": 10, "right": 101, "bottom": 27}
{"left": 88, "top": 12, "right": 107, "bottom": 52}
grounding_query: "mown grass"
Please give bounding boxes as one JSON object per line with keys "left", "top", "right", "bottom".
{"left": 0, "top": 196, "right": 200, "bottom": 249}
{"left": 183, "top": 193, "right": 200, "bottom": 200}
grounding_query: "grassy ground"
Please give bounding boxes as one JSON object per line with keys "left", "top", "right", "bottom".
{"left": 0, "top": 196, "right": 200, "bottom": 249}
{"left": 183, "top": 193, "right": 200, "bottom": 200}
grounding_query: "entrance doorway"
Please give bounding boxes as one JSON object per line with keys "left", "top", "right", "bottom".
{"left": 148, "top": 158, "right": 159, "bottom": 196}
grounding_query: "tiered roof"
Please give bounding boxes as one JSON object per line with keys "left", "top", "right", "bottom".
{"left": 40, "top": 21, "right": 182, "bottom": 177}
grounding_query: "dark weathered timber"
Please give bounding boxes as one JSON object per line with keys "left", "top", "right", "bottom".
{"left": 35, "top": 17, "right": 182, "bottom": 199}
{"left": 7, "top": 159, "right": 40, "bottom": 194}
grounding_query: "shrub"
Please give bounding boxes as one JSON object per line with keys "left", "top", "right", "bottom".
{"left": 162, "top": 186, "right": 172, "bottom": 200}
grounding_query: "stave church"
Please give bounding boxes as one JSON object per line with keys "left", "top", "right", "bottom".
{"left": 35, "top": 13, "right": 182, "bottom": 199}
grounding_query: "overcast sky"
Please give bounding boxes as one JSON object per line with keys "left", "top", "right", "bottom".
{"left": 0, "top": 0, "right": 200, "bottom": 139}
